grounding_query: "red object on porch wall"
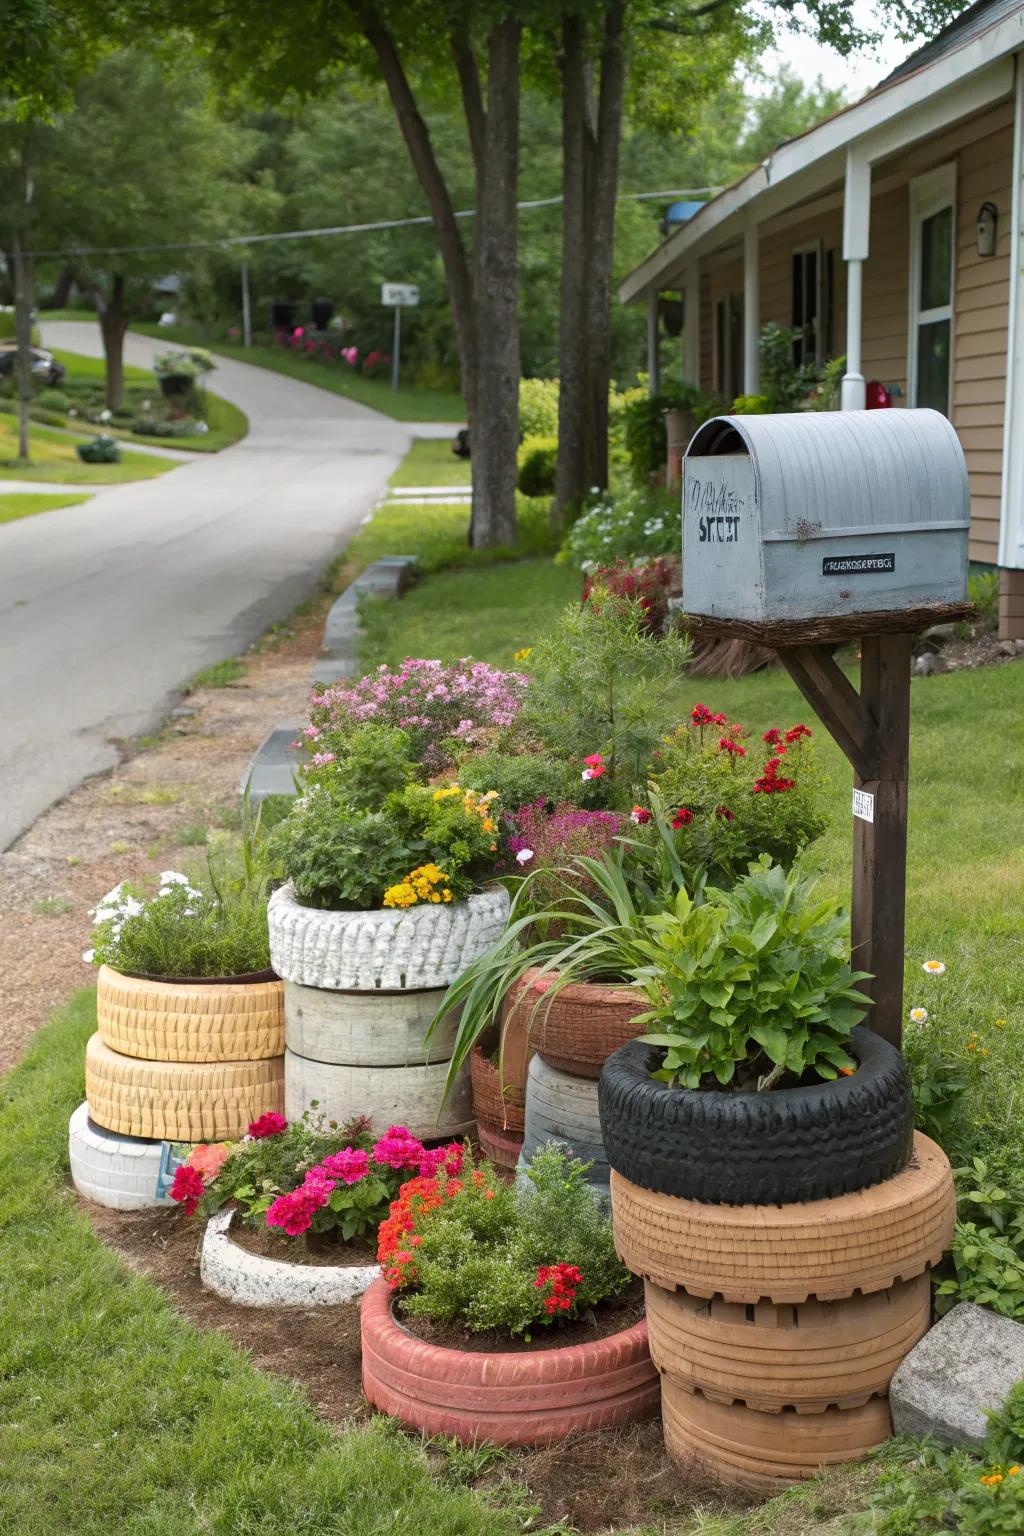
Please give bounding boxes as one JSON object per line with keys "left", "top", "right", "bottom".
{"left": 866, "top": 380, "right": 893, "bottom": 409}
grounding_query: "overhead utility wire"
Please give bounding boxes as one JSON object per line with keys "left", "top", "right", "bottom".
{"left": 27, "top": 187, "right": 721, "bottom": 260}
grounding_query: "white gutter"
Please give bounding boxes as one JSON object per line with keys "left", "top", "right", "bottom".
{"left": 620, "top": 3, "right": 1024, "bottom": 304}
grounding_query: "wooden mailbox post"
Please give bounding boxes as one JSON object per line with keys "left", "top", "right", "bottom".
{"left": 682, "top": 411, "right": 972, "bottom": 1049}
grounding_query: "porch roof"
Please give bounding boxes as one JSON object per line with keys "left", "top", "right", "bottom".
{"left": 620, "top": 0, "right": 1024, "bottom": 304}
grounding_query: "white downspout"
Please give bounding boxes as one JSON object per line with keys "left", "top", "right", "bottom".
{"left": 743, "top": 222, "right": 760, "bottom": 393}
{"left": 999, "top": 52, "right": 1024, "bottom": 572}
{"left": 842, "top": 147, "right": 871, "bottom": 410}
{"left": 646, "top": 290, "right": 661, "bottom": 395}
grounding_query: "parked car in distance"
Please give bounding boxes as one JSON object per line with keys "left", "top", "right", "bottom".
{"left": 0, "top": 343, "right": 66, "bottom": 387}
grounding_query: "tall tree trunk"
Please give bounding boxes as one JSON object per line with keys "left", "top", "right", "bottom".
{"left": 11, "top": 232, "right": 35, "bottom": 463}
{"left": 470, "top": 16, "right": 521, "bottom": 549}
{"left": 99, "top": 272, "right": 128, "bottom": 409}
{"left": 583, "top": 0, "right": 626, "bottom": 496}
{"left": 51, "top": 263, "right": 75, "bottom": 308}
{"left": 554, "top": 14, "right": 591, "bottom": 529}
{"left": 359, "top": 9, "right": 478, "bottom": 425}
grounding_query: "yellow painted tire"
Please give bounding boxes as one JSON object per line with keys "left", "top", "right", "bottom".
{"left": 85, "top": 1033, "right": 283, "bottom": 1142}
{"left": 96, "top": 965, "right": 284, "bottom": 1063}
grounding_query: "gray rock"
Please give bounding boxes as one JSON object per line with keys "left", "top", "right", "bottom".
{"left": 240, "top": 722, "right": 300, "bottom": 801}
{"left": 169, "top": 705, "right": 197, "bottom": 719}
{"left": 998, "top": 639, "right": 1018, "bottom": 658}
{"left": 923, "top": 622, "right": 958, "bottom": 645}
{"left": 1015, "top": 639, "right": 1024, "bottom": 656}
{"left": 890, "top": 1302, "right": 1024, "bottom": 1449}
{"left": 914, "top": 652, "right": 950, "bottom": 677}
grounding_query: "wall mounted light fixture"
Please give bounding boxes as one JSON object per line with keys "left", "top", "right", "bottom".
{"left": 977, "top": 200, "right": 998, "bottom": 257}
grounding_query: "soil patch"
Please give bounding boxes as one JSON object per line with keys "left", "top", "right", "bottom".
{"left": 396, "top": 1280, "right": 644, "bottom": 1354}
{"left": 229, "top": 1220, "right": 377, "bottom": 1268}
{"left": 83, "top": 1196, "right": 751, "bottom": 1531}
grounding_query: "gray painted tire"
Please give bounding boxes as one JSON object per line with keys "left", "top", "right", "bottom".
{"left": 284, "top": 1047, "right": 473, "bottom": 1141}
{"left": 283, "top": 982, "right": 459, "bottom": 1066}
{"left": 522, "top": 1056, "right": 610, "bottom": 1187}
{"left": 268, "top": 882, "right": 510, "bottom": 991}
{"left": 200, "top": 1208, "right": 378, "bottom": 1307}
{"left": 68, "top": 1101, "right": 185, "bottom": 1210}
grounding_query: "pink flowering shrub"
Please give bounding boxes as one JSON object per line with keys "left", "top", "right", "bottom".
{"left": 302, "top": 658, "right": 528, "bottom": 773}
{"left": 170, "top": 1107, "right": 465, "bottom": 1247}
{"left": 507, "top": 800, "right": 623, "bottom": 912}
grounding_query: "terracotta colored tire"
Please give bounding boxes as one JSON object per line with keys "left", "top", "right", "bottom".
{"left": 471, "top": 1046, "right": 525, "bottom": 1135}
{"left": 85, "top": 1032, "right": 284, "bottom": 1141}
{"left": 97, "top": 964, "right": 284, "bottom": 1063}
{"left": 476, "top": 1121, "right": 524, "bottom": 1172}
{"left": 503, "top": 968, "right": 646, "bottom": 1079}
{"left": 360, "top": 1277, "right": 660, "bottom": 1446}
{"left": 610, "top": 1133, "right": 953, "bottom": 1303}
{"left": 661, "top": 1377, "right": 893, "bottom": 1494}
{"left": 645, "top": 1273, "right": 931, "bottom": 1412}
{"left": 599, "top": 1027, "right": 913, "bottom": 1204}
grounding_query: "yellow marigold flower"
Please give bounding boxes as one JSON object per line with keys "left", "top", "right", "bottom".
{"left": 995, "top": 1018, "right": 1007, "bottom": 1029}
{"left": 482, "top": 818, "right": 495, "bottom": 832}
{"left": 512, "top": 647, "right": 533, "bottom": 661}
{"left": 1009, "top": 1465, "right": 1020, "bottom": 1475}
{"left": 432, "top": 787, "right": 461, "bottom": 801}
{"left": 443, "top": 889, "right": 452, "bottom": 902}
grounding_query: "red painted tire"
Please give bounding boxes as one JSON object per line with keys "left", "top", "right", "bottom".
{"left": 503, "top": 968, "right": 646, "bottom": 1079}
{"left": 471, "top": 1046, "right": 526, "bottom": 1135}
{"left": 476, "top": 1121, "right": 524, "bottom": 1172}
{"left": 360, "top": 1277, "right": 660, "bottom": 1446}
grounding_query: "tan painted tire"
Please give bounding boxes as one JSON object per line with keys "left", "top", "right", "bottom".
{"left": 85, "top": 1033, "right": 283, "bottom": 1141}
{"left": 96, "top": 965, "right": 284, "bottom": 1063}
{"left": 645, "top": 1273, "right": 930, "bottom": 1412}
{"left": 471, "top": 1046, "right": 525, "bottom": 1135}
{"left": 661, "top": 1378, "right": 893, "bottom": 1494}
{"left": 504, "top": 968, "right": 646, "bottom": 1079}
{"left": 611, "top": 1133, "right": 953, "bottom": 1303}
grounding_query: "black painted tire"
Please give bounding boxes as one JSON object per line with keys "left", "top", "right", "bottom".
{"left": 598, "top": 1026, "right": 913, "bottom": 1205}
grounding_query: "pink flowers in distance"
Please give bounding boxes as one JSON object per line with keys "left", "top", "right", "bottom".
{"left": 303, "top": 658, "right": 528, "bottom": 772}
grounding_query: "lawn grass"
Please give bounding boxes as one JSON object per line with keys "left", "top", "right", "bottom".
{"left": 0, "top": 490, "right": 91, "bottom": 524}
{"left": 0, "top": 417, "right": 176, "bottom": 483}
{"left": 183, "top": 656, "right": 248, "bottom": 692}
{"left": 130, "top": 322, "right": 466, "bottom": 423}
{"left": 344, "top": 495, "right": 558, "bottom": 579}
{"left": 49, "top": 347, "right": 152, "bottom": 386}
{"left": 389, "top": 436, "right": 471, "bottom": 488}
{"left": 0, "top": 991, "right": 539, "bottom": 1536}
{"left": 362, "top": 556, "right": 1024, "bottom": 1165}
{"left": 44, "top": 348, "right": 249, "bottom": 453}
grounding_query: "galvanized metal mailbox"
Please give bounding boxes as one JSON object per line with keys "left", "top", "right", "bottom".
{"left": 682, "top": 409, "right": 970, "bottom": 623}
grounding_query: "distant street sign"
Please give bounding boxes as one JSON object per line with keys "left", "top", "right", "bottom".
{"left": 381, "top": 282, "right": 420, "bottom": 307}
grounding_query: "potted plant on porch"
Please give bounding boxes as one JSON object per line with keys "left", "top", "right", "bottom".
{"left": 360, "top": 1144, "right": 659, "bottom": 1445}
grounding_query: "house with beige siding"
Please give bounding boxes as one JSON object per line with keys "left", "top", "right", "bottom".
{"left": 620, "top": 0, "right": 1024, "bottom": 639}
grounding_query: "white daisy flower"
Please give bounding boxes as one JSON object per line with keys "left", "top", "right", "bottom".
{"left": 515, "top": 848, "right": 534, "bottom": 865}
{"left": 82, "top": 948, "right": 95, "bottom": 964}
{"left": 922, "top": 960, "right": 946, "bottom": 976}
{"left": 909, "top": 1008, "right": 929, "bottom": 1025}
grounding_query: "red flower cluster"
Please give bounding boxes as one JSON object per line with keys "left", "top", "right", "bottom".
{"left": 671, "top": 807, "right": 693, "bottom": 829}
{"left": 169, "top": 1164, "right": 205, "bottom": 1215}
{"left": 377, "top": 1165, "right": 493, "bottom": 1289}
{"left": 582, "top": 559, "right": 673, "bottom": 633}
{"left": 753, "top": 753, "right": 796, "bottom": 794}
{"left": 247, "top": 1112, "right": 287, "bottom": 1140}
{"left": 630, "top": 805, "right": 652, "bottom": 826}
{"left": 582, "top": 752, "right": 606, "bottom": 781}
{"left": 534, "top": 1263, "right": 583, "bottom": 1316}
{"left": 785, "top": 724, "right": 812, "bottom": 744}
{"left": 715, "top": 805, "right": 735, "bottom": 821}
{"left": 691, "top": 703, "right": 727, "bottom": 727}
{"left": 718, "top": 736, "right": 746, "bottom": 757}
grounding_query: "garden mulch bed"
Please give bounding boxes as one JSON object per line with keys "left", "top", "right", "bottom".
{"left": 398, "top": 1280, "right": 644, "bottom": 1354}
{"left": 82, "top": 1197, "right": 752, "bottom": 1532}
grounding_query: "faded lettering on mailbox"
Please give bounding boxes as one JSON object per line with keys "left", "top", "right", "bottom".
{"left": 822, "top": 553, "right": 895, "bottom": 576}
{"left": 688, "top": 476, "right": 743, "bottom": 546}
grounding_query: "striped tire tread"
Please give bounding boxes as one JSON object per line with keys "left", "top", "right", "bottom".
{"left": 360, "top": 1278, "right": 659, "bottom": 1446}
{"left": 610, "top": 1135, "right": 954, "bottom": 1303}
{"left": 284, "top": 982, "right": 458, "bottom": 1067}
{"left": 524, "top": 1056, "right": 604, "bottom": 1140}
{"left": 645, "top": 1275, "right": 930, "bottom": 1411}
{"left": 661, "top": 1379, "right": 892, "bottom": 1492}
{"left": 284, "top": 1047, "right": 473, "bottom": 1143}
{"left": 471, "top": 1046, "right": 526, "bottom": 1134}
{"left": 68, "top": 1101, "right": 186, "bottom": 1210}
{"left": 85, "top": 1033, "right": 283, "bottom": 1141}
{"left": 504, "top": 969, "right": 647, "bottom": 1079}
{"left": 97, "top": 965, "right": 284, "bottom": 1062}
{"left": 476, "top": 1122, "right": 524, "bottom": 1171}
{"left": 599, "top": 1028, "right": 913, "bottom": 1204}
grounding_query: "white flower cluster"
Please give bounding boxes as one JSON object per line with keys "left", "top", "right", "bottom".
{"left": 83, "top": 871, "right": 202, "bottom": 964}
{"left": 562, "top": 487, "right": 681, "bottom": 574}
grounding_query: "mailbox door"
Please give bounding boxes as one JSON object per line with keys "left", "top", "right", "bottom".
{"left": 682, "top": 454, "right": 765, "bottom": 620}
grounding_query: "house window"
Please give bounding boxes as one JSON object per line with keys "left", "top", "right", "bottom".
{"left": 714, "top": 292, "right": 744, "bottom": 400}
{"left": 909, "top": 165, "right": 956, "bottom": 416}
{"left": 792, "top": 242, "right": 832, "bottom": 365}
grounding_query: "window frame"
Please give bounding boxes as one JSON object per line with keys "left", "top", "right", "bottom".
{"left": 907, "top": 163, "right": 957, "bottom": 414}
{"left": 713, "top": 291, "right": 744, "bottom": 399}
{"left": 792, "top": 239, "right": 827, "bottom": 367}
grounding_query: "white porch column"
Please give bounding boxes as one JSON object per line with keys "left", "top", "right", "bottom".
{"left": 683, "top": 260, "right": 700, "bottom": 387}
{"left": 646, "top": 289, "right": 661, "bottom": 394}
{"left": 842, "top": 147, "right": 871, "bottom": 410}
{"left": 743, "top": 223, "right": 760, "bottom": 393}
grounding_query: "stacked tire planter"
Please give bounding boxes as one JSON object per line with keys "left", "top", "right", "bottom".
{"left": 471, "top": 1038, "right": 526, "bottom": 1172}
{"left": 599, "top": 1028, "right": 956, "bottom": 1494}
{"left": 506, "top": 968, "right": 646, "bottom": 1193}
{"left": 73, "top": 964, "right": 285, "bottom": 1209}
{"left": 268, "top": 882, "right": 508, "bottom": 1139}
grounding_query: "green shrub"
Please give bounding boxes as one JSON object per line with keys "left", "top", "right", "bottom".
{"left": 457, "top": 748, "right": 580, "bottom": 812}
{"left": 934, "top": 1160, "right": 1024, "bottom": 1320}
{"left": 87, "top": 871, "right": 271, "bottom": 978}
{"left": 36, "top": 388, "right": 70, "bottom": 412}
{"left": 516, "top": 434, "right": 558, "bottom": 497}
{"left": 518, "top": 377, "right": 559, "bottom": 440}
{"left": 969, "top": 569, "right": 1000, "bottom": 633}
{"left": 390, "top": 1145, "right": 630, "bottom": 1336}
{"left": 131, "top": 416, "right": 197, "bottom": 438}
{"left": 76, "top": 434, "right": 121, "bottom": 464}
{"left": 621, "top": 385, "right": 715, "bottom": 484}
{"left": 0, "top": 312, "right": 40, "bottom": 343}
{"left": 560, "top": 485, "right": 681, "bottom": 573}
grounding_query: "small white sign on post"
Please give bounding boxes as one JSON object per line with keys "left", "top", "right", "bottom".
{"left": 852, "top": 788, "right": 875, "bottom": 823}
{"left": 381, "top": 282, "right": 420, "bottom": 308}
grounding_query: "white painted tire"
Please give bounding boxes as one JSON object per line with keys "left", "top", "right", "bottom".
{"left": 200, "top": 1208, "right": 378, "bottom": 1307}
{"left": 68, "top": 1101, "right": 186, "bottom": 1210}
{"left": 522, "top": 1056, "right": 609, "bottom": 1186}
{"left": 284, "top": 1047, "right": 473, "bottom": 1141}
{"left": 268, "top": 882, "right": 509, "bottom": 991}
{"left": 284, "top": 982, "right": 459, "bottom": 1065}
